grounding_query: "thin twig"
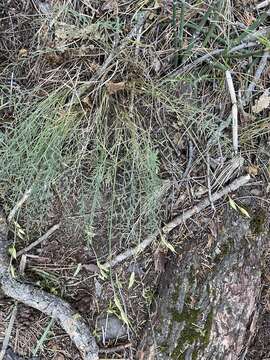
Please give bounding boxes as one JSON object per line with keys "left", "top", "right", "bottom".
{"left": 8, "top": 188, "right": 32, "bottom": 223}
{"left": 17, "top": 223, "right": 60, "bottom": 257}
{"left": 0, "top": 303, "right": 17, "bottom": 360}
{"left": 243, "top": 50, "right": 269, "bottom": 105}
{"left": 226, "top": 70, "right": 238, "bottom": 154}
{"left": 182, "top": 140, "right": 194, "bottom": 179}
{"left": 103, "top": 174, "right": 250, "bottom": 268}
{"left": 0, "top": 212, "right": 98, "bottom": 360}
{"left": 256, "top": 0, "right": 270, "bottom": 9}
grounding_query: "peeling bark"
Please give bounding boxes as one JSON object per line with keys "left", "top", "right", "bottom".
{"left": 0, "top": 212, "right": 98, "bottom": 360}
{"left": 138, "top": 210, "right": 268, "bottom": 360}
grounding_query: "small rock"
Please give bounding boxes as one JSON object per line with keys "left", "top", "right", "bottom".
{"left": 96, "top": 314, "right": 127, "bottom": 343}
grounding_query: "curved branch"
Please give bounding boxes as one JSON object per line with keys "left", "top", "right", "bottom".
{"left": 0, "top": 213, "right": 98, "bottom": 360}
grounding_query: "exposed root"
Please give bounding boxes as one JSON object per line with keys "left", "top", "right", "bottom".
{"left": 0, "top": 212, "right": 98, "bottom": 360}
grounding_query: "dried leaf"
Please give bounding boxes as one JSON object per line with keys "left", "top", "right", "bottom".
{"left": 18, "top": 48, "right": 28, "bottom": 57}
{"left": 106, "top": 81, "right": 126, "bottom": 95}
{"left": 228, "top": 196, "right": 237, "bottom": 211}
{"left": 248, "top": 164, "right": 259, "bottom": 176}
{"left": 8, "top": 246, "right": 17, "bottom": 260}
{"left": 237, "top": 205, "right": 251, "bottom": 218}
{"left": 160, "top": 232, "right": 176, "bottom": 253}
{"left": 229, "top": 196, "right": 250, "bottom": 218}
{"left": 128, "top": 271, "right": 135, "bottom": 289}
{"left": 114, "top": 295, "right": 129, "bottom": 326}
{"left": 252, "top": 89, "right": 270, "bottom": 113}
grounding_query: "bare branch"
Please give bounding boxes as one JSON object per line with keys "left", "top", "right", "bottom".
{"left": 0, "top": 213, "right": 98, "bottom": 360}
{"left": 104, "top": 175, "right": 250, "bottom": 268}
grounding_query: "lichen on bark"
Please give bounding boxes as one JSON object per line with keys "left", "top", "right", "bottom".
{"left": 138, "top": 210, "right": 268, "bottom": 360}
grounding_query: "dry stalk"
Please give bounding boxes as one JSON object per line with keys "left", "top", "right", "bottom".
{"left": 226, "top": 70, "right": 238, "bottom": 154}
{"left": 103, "top": 174, "right": 250, "bottom": 268}
{"left": 8, "top": 188, "right": 32, "bottom": 223}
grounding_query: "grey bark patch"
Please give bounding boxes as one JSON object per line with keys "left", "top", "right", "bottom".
{"left": 138, "top": 210, "right": 268, "bottom": 360}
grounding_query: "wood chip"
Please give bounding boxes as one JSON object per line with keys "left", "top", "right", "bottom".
{"left": 106, "top": 81, "right": 126, "bottom": 95}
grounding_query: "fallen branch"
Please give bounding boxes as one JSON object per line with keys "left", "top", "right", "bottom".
{"left": 162, "top": 174, "right": 250, "bottom": 233}
{"left": 226, "top": 70, "right": 238, "bottom": 154}
{"left": 0, "top": 212, "right": 98, "bottom": 360}
{"left": 103, "top": 174, "right": 250, "bottom": 268}
{"left": 17, "top": 223, "right": 60, "bottom": 257}
{"left": 8, "top": 188, "right": 32, "bottom": 223}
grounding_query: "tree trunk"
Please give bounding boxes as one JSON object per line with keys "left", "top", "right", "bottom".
{"left": 138, "top": 209, "right": 268, "bottom": 360}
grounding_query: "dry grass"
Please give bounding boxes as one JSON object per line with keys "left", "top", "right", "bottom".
{"left": 0, "top": 0, "right": 270, "bottom": 358}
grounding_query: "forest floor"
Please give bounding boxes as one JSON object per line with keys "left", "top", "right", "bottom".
{"left": 0, "top": 0, "right": 270, "bottom": 359}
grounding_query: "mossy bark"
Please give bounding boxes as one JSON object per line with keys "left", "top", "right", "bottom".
{"left": 138, "top": 211, "right": 268, "bottom": 360}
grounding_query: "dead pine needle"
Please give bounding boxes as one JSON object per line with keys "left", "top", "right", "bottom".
{"left": 226, "top": 70, "right": 238, "bottom": 154}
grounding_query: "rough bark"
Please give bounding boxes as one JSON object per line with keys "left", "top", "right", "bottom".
{"left": 0, "top": 211, "right": 98, "bottom": 360}
{"left": 138, "top": 209, "right": 268, "bottom": 360}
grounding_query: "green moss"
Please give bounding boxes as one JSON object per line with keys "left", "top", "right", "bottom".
{"left": 250, "top": 209, "right": 266, "bottom": 235}
{"left": 170, "top": 306, "right": 213, "bottom": 360}
{"left": 203, "top": 308, "right": 213, "bottom": 346}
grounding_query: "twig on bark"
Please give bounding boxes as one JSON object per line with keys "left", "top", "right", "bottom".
{"left": 17, "top": 223, "right": 60, "bottom": 257}
{"left": 0, "top": 303, "right": 17, "bottom": 360}
{"left": 0, "top": 213, "right": 99, "bottom": 360}
{"left": 226, "top": 70, "right": 238, "bottom": 154}
{"left": 8, "top": 188, "right": 32, "bottom": 223}
{"left": 103, "top": 174, "right": 250, "bottom": 268}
